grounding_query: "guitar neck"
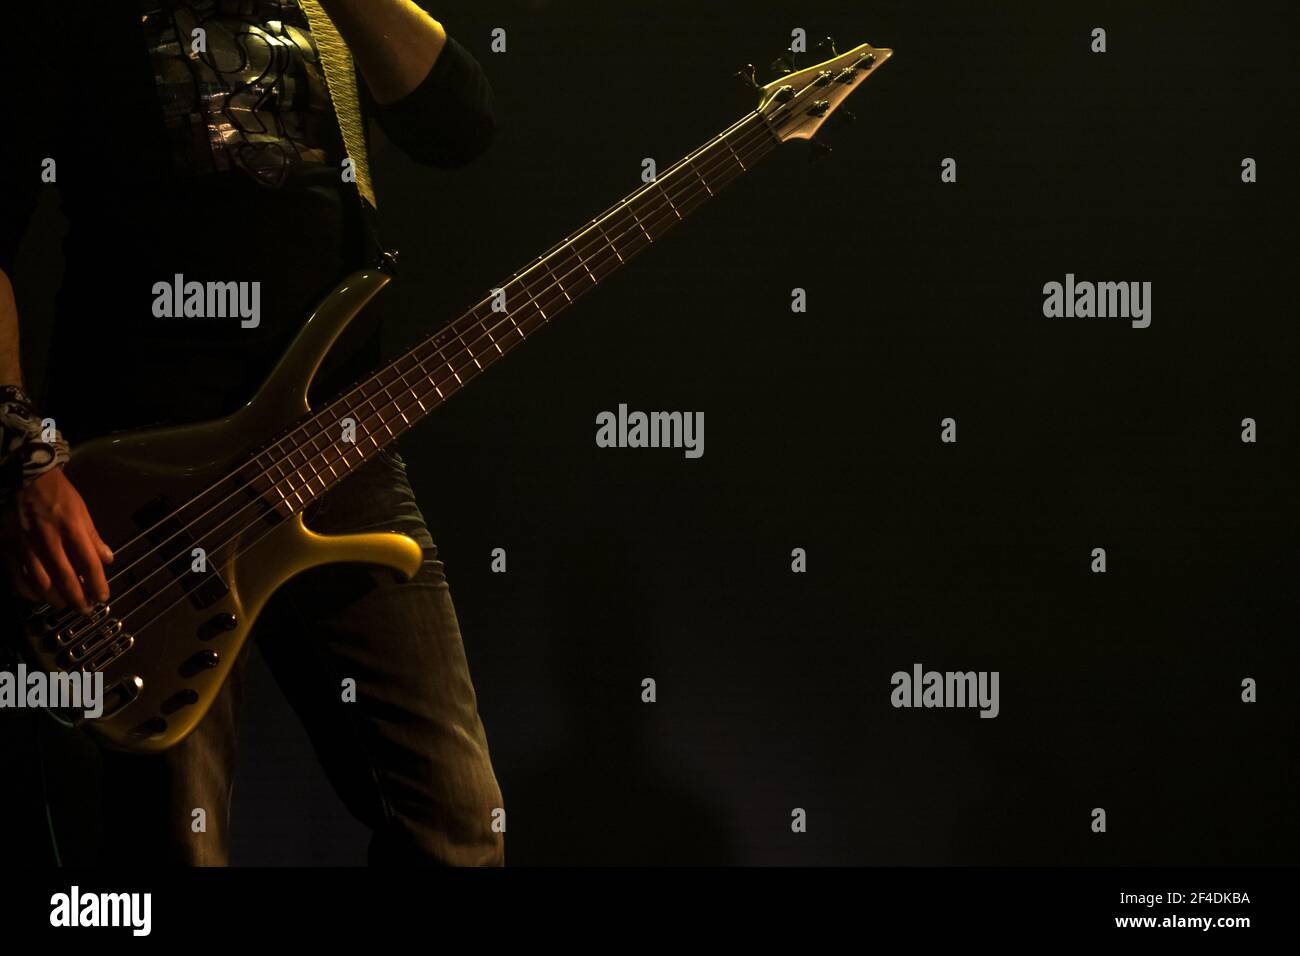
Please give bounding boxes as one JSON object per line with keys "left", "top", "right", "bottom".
{"left": 277, "top": 107, "right": 780, "bottom": 506}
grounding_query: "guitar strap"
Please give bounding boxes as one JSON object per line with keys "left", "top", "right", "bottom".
{"left": 298, "top": 0, "right": 400, "bottom": 271}
{"left": 297, "top": 0, "right": 378, "bottom": 211}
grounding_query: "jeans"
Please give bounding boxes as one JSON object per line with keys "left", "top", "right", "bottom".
{"left": 97, "top": 446, "right": 505, "bottom": 865}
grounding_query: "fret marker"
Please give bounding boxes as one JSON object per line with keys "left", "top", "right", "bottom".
{"left": 657, "top": 182, "right": 682, "bottom": 220}
{"left": 595, "top": 221, "right": 625, "bottom": 262}
{"left": 518, "top": 285, "right": 548, "bottom": 322}
{"left": 724, "top": 138, "right": 747, "bottom": 170}
{"left": 630, "top": 208, "right": 653, "bottom": 243}
{"left": 688, "top": 158, "right": 714, "bottom": 196}
{"left": 544, "top": 259, "right": 572, "bottom": 302}
{"left": 570, "top": 243, "right": 599, "bottom": 284}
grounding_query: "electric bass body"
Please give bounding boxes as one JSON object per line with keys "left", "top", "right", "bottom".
{"left": 17, "top": 269, "right": 422, "bottom": 754}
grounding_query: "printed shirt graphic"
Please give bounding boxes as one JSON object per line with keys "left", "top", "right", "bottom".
{"left": 142, "top": 0, "right": 338, "bottom": 188}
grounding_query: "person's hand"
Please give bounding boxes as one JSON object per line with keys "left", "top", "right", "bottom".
{"left": 1, "top": 467, "right": 113, "bottom": 612}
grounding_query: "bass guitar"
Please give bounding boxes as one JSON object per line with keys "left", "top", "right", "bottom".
{"left": 16, "top": 39, "right": 891, "bottom": 752}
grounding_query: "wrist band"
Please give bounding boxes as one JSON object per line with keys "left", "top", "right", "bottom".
{"left": 0, "top": 385, "right": 70, "bottom": 503}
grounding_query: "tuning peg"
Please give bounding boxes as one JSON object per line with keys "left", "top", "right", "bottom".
{"left": 769, "top": 52, "right": 795, "bottom": 77}
{"left": 809, "top": 138, "right": 833, "bottom": 161}
{"left": 734, "top": 63, "right": 759, "bottom": 91}
{"left": 816, "top": 36, "right": 838, "bottom": 57}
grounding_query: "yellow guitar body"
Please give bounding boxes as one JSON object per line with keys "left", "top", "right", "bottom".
{"left": 18, "top": 268, "right": 421, "bottom": 753}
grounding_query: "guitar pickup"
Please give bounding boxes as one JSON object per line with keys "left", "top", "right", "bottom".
{"left": 53, "top": 603, "right": 110, "bottom": 646}
{"left": 62, "top": 619, "right": 124, "bottom": 666}
{"left": 85, "top": 634, "right": 134, "bottom": 673}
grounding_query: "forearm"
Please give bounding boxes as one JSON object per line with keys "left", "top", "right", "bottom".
{"left": 0, "top": 271, "right": 24, "bottom": 387}
{"left": 315, "top": 0, "right": 448, "bottom": 105}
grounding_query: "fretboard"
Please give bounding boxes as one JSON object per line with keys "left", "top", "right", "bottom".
{"left": 265, "top": 107, "right": 780, "bottom": 511}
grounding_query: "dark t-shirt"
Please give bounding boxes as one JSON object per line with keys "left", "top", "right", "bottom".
{"left": 0, "top": 0, "right": 493, "bottom": 441}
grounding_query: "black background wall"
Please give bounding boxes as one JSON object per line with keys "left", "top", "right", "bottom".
{"left": 7, "top": 0, "right": 1297, "bottom": 866}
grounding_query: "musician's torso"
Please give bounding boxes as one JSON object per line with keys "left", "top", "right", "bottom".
{"left": 15, "top": 0, "right": 371, "bottom": 438}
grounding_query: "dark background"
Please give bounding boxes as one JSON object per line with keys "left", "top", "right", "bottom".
{"left": 7, "top": 0, "right": 1297, "bottom": 865}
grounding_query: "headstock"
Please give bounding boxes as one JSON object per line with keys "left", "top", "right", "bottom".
{"left": 749, "top": 39, "right": 892, "bottom": 146}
